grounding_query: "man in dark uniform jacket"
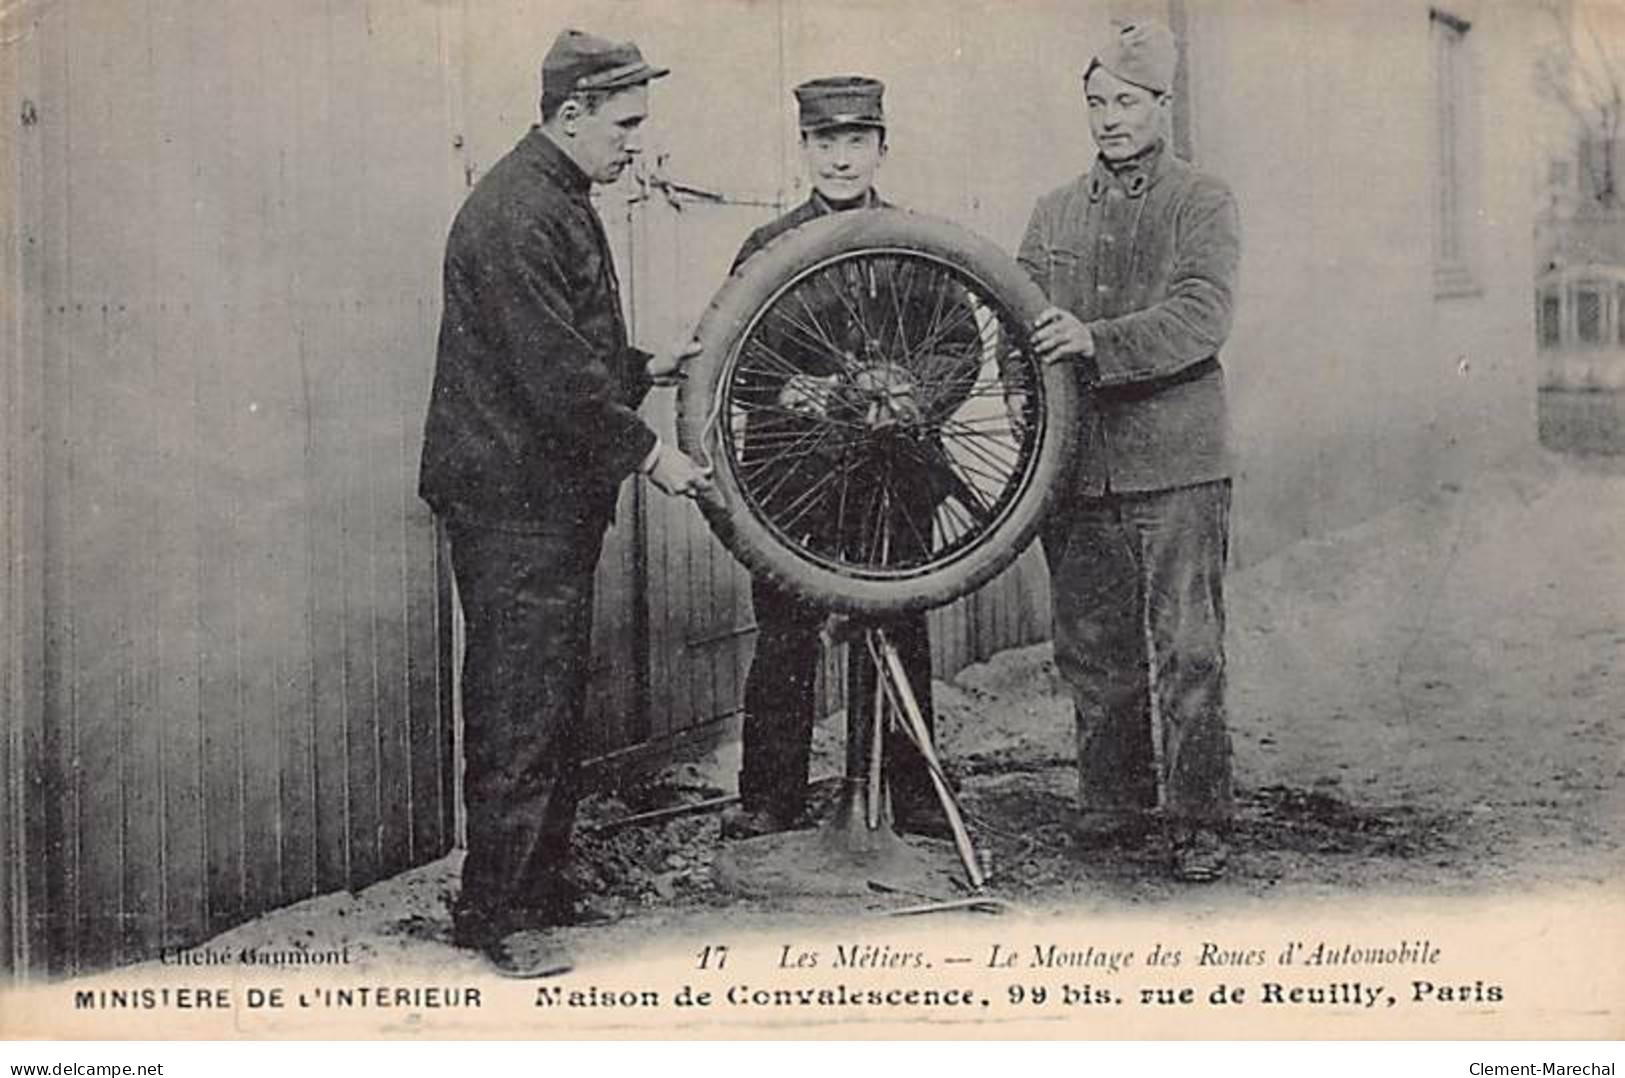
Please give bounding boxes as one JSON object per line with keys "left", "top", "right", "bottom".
{"left": 1018, "top": 22, "right": 1242, "bottom": 882}
{"left": 419, "top": 28, "right": 710, "bottom": 977}
{"left": 720, "top": 77, "right": 975, "bottom": 841}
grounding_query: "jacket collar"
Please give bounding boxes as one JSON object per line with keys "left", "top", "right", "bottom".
{"left": 1086, "top": 139, "right": 1170, "bottom": 202}
{"left": 806, "top": 187, "right": 885, "bottom": 216}
{"left": 524, "top": 126, "right": 594, "bottom": 196}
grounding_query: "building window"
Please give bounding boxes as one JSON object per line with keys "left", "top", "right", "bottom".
{"left": 1540, "top": 293, "right": 1562, "bottom": 348}
{"left": 1431, "top": 8, "right": 1479, "bottom": 297}
{"left": 1580, "top": 137, "right": 1620, "bottom": 205}
{"left": 1577, "top": 288, "right": 1601, "bottom": 344}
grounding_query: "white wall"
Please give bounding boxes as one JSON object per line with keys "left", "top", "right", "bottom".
{"left": 1188, "top": 0, "right": 1537, "bottom": 562}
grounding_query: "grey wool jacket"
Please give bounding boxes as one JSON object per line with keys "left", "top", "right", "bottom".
{"left": 1018, "top": 141, "right": 1241, "bottom": 495}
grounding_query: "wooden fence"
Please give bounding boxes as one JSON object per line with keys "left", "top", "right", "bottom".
{"left": 0, "top": 0, "right": 1057, "bottom": 981}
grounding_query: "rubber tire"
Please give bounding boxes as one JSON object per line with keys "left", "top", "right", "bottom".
{"left": 678, "top": 208, "right": 1077, "bottom": 615}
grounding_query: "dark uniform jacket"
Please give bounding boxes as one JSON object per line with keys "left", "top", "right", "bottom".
{"left": 420, "top": 127, "right": 657, "bottom": 533}
{"left": 1018, "top": 142, "right": 1240, "bottom": 495}
{"left": 733, "top": 190, "right": 882, "bottom": 271}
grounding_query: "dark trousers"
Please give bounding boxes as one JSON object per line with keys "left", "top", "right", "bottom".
{"left": 446, "top": 520, "right": 603, "bottom": 938}
{"left": 739, "top": 576, "right": 936, "bottom": 817}
{"left": 1042, "top": 480, "right": 1233, "bottom": 825}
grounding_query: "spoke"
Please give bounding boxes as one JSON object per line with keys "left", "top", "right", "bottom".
{"left": 913, "top": 353, "right": 985, "bottom": 416}
{"left": 749, "top": 427, "right": 844, "bottom": 508}
{"left": 939, "top": 429, "right": 1021, "bottom": 479}
{"left": 936, "top": 435, "right": 1020, "bottom": 471}
{"left": 933, "top": 486, "right": 976, "bottom": 543}
{"left": 901, "top": 431, "right": 1012, "bottom": 486}
{"left": 814, "top": 260, "right": 879, "bottom": 352}
{"left": 956, "top": 381, "right": 1041, "bottom": 401}
{"left": 905, "top": 294, "right": 983, "bottom": 368}
{"left": 934, "top": 407, "right": 1022, "bottom": 429}
{"left": 754, "top": 459, "right": 815, "bottom": 514}
{"left": 941, "top": 414, "right": 1030, "bottom": 438}
{"left": 883, "top": 257, "right": 916, "bottom": 359}
{"left": 739, "top": 437, "right": 851, "bottom": 482}
{"left": 833, "top": 445, "right": 855, "bottom": 557}
{"left": 898, "top": 439, "right": 998, "bottom": 526}
{"left": 793, "top": 288, "right": 858, "bottom": 372}
{"left": 753, "top": 422, "right": 846, "bottom": 467}
{"left": 886, "top": 478, "right": 936, "bottom": 560}
{"left": 731, "top": 398, "right": 869, "bottom": 431}
{"left": 915, "top": 270, "right": 952, "bottom": 368}
{"left": 761, "top": 305, "right": 848, "bottom": 370}
{"left": 935, "top": 425, "right": 1023, "bottom": 447}
{"left": 773, "top": 454, "right": 859, "bottom": 534}
{"left": 935, "top": 453, "right": 1014, "bottom": 490}
{"left": 738, "top": 336, "right": 820, "bottom": 382}
{"left": 863, "top": 458, "right": 893, "bottom": 567}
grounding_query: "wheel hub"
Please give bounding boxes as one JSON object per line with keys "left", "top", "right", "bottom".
{"left": 848, "top": 362, "right": 923, "bottom": 432}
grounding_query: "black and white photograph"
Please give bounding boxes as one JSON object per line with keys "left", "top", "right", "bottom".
{"left": 1, "top": 0, "right": 1622, "bottom": 1045}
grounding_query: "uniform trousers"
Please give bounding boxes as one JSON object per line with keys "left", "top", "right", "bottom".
{"left": 1042, "top": 480, "right": 1233, "bottom": 825}
{"left": 738, "top": 575, "right": 936, "bottom": 818}
{"left": 445, "top": 519, "right": 603, "bottom": 940}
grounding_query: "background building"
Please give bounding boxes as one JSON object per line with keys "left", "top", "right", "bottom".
{"left": 1533, "top": 0, "right": 1625, "bottom": 389}
{"left": 1, "top": 0, "right": 1536, "bottom": 978}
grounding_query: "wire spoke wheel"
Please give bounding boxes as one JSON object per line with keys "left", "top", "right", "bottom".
{"left": 680, "top": 210, "right": 1078, "bottom": 614}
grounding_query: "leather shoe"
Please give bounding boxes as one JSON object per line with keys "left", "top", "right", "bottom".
{"left": 1170, "top": 825, "right": 1229, "bottom": 883}
{"left": 483, "top": 929, "right": 573, "bottom": 979}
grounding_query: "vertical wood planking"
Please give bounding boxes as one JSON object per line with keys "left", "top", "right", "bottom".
{"left": 366, "top": 14, "right": 429, "bottom": 879}
{"left": 367, "top": 0, "right": 460, "bottom": 874}
{"left": 17, "top": 0, "right": 467, "bottom": 973}
{"left": 291, "top": 4, "right": 352, "bottom": 899}
{"left": 397, "top": 0, "right": 461, "bottom": 861}
{"left": 3, "top": 0, "right": 51, "bottom": 979}
{"left": 37, "top": 0, "right": 78, "bottom": 977}
{"left": 261, "top": 4, "right": 320, "bottom": 906}
{"left": 405, "top": 296, "right": 448, "bottom": 860}
{"left": 188, "top": 0, "right": 246, "bottom": 934}
{"left": 0, "top": 5, "right": 19, "bottom": 979}
{"left": 331, "top": 2, "right": 383, "bottom": 891}
{"left": 216, "top": 3, "right": 289, "bottom": 932}
{"left": 145, "top": 0, "right": 207, "bottom": 952}
{"left": 65, "top": 0, "right": 131, "bottom": 961}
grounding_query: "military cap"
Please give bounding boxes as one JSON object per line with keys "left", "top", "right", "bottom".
{"left": 1085, "top": 20, "right": 1177, "bottom": 95}
{"left": 542, "top": 28, "right": 669, "bottom": 101}
{"left": 794, "top": 76, "right": 885, "bottom": 132}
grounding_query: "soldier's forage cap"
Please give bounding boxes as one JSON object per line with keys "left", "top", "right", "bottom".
{"left": 795, "top": 76, "right": 885, "bottom": 132}
{"left": 542, "top": 29, "right": 668, "bottom": 100}
{"left": 1085, "top": 20, "right": 1177, "bottom": 95}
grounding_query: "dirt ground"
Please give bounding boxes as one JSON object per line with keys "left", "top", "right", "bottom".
{"left": 165, "top": 446, "right": 1625, "bottom": 977}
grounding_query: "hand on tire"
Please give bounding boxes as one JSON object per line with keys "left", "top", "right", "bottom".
{"left": 645, "top": 443, "right": 714, "bottom": 500}
{"left": 1032, "top": 306, "right": 1094, "bottom": 364}
{"left": 648, "top": 336, "right": 703, "bottom": 388}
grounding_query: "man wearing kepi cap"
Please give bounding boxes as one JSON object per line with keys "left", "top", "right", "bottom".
{"left": 1017, "top": 21, "right": 1242, "bottom": 882}
{"left": 419, "top": 28, "right": 711, "bottom": 977}
{"left": 718, "top": 77, "right": 976, "bottom": 843}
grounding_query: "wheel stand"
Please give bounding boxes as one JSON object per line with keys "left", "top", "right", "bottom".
{"left": 712, "top": 628, "right": 1008, "bottom": 916}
